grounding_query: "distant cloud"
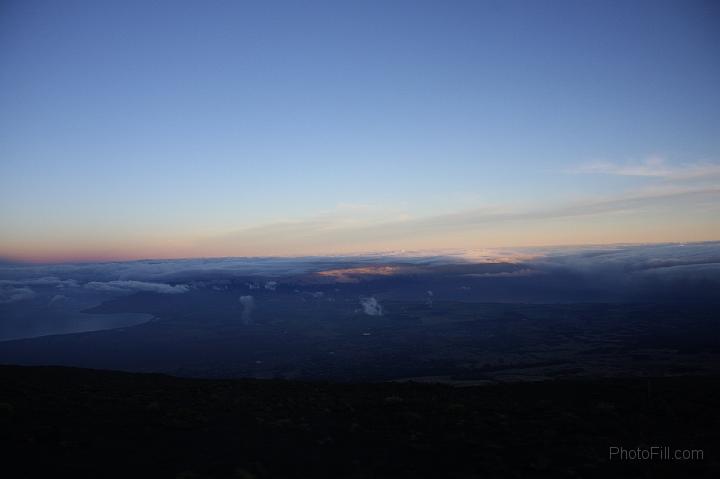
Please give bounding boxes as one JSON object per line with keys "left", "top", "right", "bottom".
{"left": 49, "top": 294, "right": 67, "bottom": 306}
{"left": 0, "top": 276, "right": 78, "bottom": 288}
{"left": 465, "top": 268, "right": 540, "bottom": 278}
{"left": 264, "top": 281, "right": 277, "bottom": 291}
{"left": 239, "top": 295, "right": 255, "bottom": 324}
{"left": 1, "top": 242, "right": 719, "bottom": 307}
{"left": 84, "top": 280, "right": 189, "bottom": 294}
{"left": 316, "top": 266, "right": 404, "bottom": 283}
{"left": 533, "top": 242, "right": 720, "bottom": 274}
{"left": 0, "top": 285, "right": 36, "bottom": 304}
{"left": 574, "top": 158, "right": 720, "bottom": 180}
{"left": 196, "top": 182, "right": 719, "bottom": 255}
{"left": 359, "top": 297, "right": 383, "bottom": 316}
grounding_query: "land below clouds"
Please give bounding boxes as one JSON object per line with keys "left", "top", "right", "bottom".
{"left": 1, "top": 242, "right": 719, "bottom": 382}
{"left": 1, "top": 299, "right": 719, "bottom": 382}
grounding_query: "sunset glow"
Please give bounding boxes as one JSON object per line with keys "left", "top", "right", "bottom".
{"left": 1, "top": 0, "right": 718, "bottom": 263}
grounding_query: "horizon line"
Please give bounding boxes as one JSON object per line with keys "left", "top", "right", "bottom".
{"left": 3, "top": 238, "right": 719, "bottom": 267}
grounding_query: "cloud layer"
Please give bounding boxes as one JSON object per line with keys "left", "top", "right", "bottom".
{"left": 84, "top": 280, "right": 190, "bottom": 295}
{"left": 1, "top": 242, "right": 719, "bottom": 308}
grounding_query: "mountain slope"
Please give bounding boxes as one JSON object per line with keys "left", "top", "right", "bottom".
{"left": 1, "top": 365, "right": 718, "bottom": 478}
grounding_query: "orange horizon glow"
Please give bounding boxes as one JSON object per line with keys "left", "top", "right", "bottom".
{"left": 3, "top": 235, "right": 720, "bottom": 265}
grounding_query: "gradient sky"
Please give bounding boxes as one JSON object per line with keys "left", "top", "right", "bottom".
{"left": 1, "top": 0, "right": 719, "bottom": 262}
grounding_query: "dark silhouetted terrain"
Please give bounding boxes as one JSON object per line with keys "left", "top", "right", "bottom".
{"left": 1, "top": 365, "right": 718, "bottom": 478}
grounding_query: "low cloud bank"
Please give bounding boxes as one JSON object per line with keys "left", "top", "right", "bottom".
{"left": 84, "top": 280, "right": 189, "bottom": 294}
{"left": 0, "top": 277, "right": 79, "bottom": 288}
{"left": 518, "top": 242, "right": 720, "bottom": 303}
{"left": 0, "top": 253, "right": 475, "bottom": 285}
{"left": 1, "top": 242, "right": 719, "bottom": 305}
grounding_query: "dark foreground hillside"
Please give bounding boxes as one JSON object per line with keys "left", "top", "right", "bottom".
{"left": 1, "top": 366, "right": 718, "bottom": 478}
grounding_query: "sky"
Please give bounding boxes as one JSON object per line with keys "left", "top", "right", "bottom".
{"left": 1, "top": 0, "right": 719, "bottom": 262}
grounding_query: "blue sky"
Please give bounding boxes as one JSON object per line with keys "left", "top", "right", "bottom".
{"left": 1, "top": 0, "right": 719, "bottom": 261}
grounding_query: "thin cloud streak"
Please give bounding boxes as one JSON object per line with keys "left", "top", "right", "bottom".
{"left": 3, "top": 161, "right": 718, "bottom": 261}
{"left": 574, "top": 158, "right": 720, "bottom": 180}
{"left": 199, "top": 185, "right": 720, "bottom": 254}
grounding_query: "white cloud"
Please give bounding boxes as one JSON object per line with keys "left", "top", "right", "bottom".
{"left": 0, "top": 276, "right": 78, "bottom": 287}
{"left": 239, "top": 295, "right": 255, "bottom": 324}
{"left": 359, "top": 297, "right": 383, "bottom": 316}
{"left": 574, "top": 158, "right": 720, "bottom": 180}
{"left": 84, "top": 280, "right": 189, "bottom": 294}
{"left": 49, "top": 294, "right": 67, "bottom": 306}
